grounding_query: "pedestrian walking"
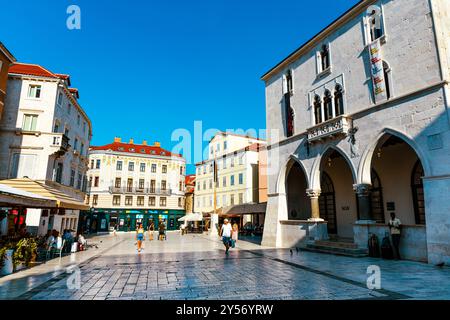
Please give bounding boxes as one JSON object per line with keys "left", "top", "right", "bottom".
{"left": 136, "top": 223, "right": 145, "bottom": 253}
{"left": 231, "top": 223, "right": 239, "bottom": 248}
{"left": 158, "top": 220, "right": 166, "bottom": 241}
{"left": 388, "top": 212, "right": 402, "bottom": 260}
{"left": 148, "top": 222, "right": 154, "bottom": 241}
{"left": 220, "top": 219, "right": 233, "bottom": 255}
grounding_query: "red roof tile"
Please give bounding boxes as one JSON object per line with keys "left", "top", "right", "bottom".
{"left": 185, "top": 175, "right": 196, "bottom": 185}
{"left": 9, "top": 63, "right": 60, "bottom": 79}
{"left": 90, "top": 141, "right": 183, "bottom": 158}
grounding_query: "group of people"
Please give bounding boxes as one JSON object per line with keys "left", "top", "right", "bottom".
{"left": 43, "top": 230, "right": 87, "bottom": 253}
{"left": 135, "top": 220, "right": 167, "bottom": 253}
{"left": 220, "top": 219, "right": 239, "bottom": 255}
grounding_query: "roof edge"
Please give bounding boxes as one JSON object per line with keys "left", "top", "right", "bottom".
{"left": 261, "top": 0, "right": 372, "bottom": 81}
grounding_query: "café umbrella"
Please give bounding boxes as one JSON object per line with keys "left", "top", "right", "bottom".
{"left": 178, "top": 213, "right": 203, "bottom": 222}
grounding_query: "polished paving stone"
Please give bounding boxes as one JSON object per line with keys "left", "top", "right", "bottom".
{"left": 1, "top": 232, "right": 449, "bottom": 300}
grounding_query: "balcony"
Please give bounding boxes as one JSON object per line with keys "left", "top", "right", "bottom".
{"left": 307, "top": 115, "right": 352, "bottom": 143}
{"left": 108, "top": 186, "right": 172, "bottom": 196}
{"left": 50, "top": 133, "right": 70, "bottom": 156}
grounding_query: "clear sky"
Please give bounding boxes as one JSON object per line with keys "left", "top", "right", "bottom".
{"left": 1, "top": 0, "right": 360, "bottom": 174}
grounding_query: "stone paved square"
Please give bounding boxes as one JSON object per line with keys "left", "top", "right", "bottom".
{"left": 1, "top": 233, "right": 449, "bottom": 300}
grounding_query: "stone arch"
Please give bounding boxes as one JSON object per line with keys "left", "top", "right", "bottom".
{"left": 358, "top": 128, "right": 431, "bottom": 185}
{"left": 310, "top": 144, "right": 357, "bottom": 191}
{"left": 276, "top": 154, "right": 310, "bottom": 195}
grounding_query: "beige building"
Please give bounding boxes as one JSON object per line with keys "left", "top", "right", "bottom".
{"left": 0, "top": 62, "right": 92, "bottom": 236}
{"left": 195, "top": 132, "right": 267, "bottom": 229}
{"left": 83, "top": 138, "right": 186, "bottom": 233}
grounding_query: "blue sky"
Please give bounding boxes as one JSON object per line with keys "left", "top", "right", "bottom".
{"left": 1, "top": 0, "right": 359, "bottom": 173}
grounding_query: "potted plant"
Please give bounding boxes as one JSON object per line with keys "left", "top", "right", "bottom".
{"left": 12, "top": 237, "right": 38, "bottom": 271}
{"left": 0, "top": 242, "right": 16, "bottom": 276}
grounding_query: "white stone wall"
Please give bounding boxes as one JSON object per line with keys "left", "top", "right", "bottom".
{"left": 0, "top": 73, "right": 92, "bottom": 236}
{"left": 262, "top": 0, "right": 450, "bottom": 264}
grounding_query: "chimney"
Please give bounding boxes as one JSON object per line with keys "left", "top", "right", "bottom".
{"left": 114, "top": 137, "right": 121, "bottom": 143}
{"left": 154, "top": 142, "right": 161, "bottom": 147}
{"left": 142, "top": 140, "right": 148, "bottom": 146}
{"left": 129, "top": 138, "right": 134, "bottom": 144}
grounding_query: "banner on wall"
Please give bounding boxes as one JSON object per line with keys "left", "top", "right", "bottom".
{"left": 368, "top": 39, "right": 387, "bottom": 103}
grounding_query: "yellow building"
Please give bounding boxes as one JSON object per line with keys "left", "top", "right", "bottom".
{"left": 195, "top": 132, "right": 267, "bottom": 229}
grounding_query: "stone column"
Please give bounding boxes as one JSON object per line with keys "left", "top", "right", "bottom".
{"left": 353, "top": 183, "right": 376, "bottom": 249}
{"left": 306, "top": 189, "right": 328, "bottom": 241}
{"left": 353, "top": 184, "right": 374, "bottom": 222}
{"left": 306, "top": 189, "right": 323, "bottom": 221}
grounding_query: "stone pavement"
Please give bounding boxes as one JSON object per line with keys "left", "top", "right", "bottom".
{"left": 0, "top": 232, "right": 449, "bottom": 300}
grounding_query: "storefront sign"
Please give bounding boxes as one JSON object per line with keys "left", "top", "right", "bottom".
{"left": 368, "top": 39, "right": 387, "bottom": 103}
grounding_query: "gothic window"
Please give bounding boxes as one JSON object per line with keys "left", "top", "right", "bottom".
{"left": 411, "top": 161, "right": 426, "bottom": 225}
{"left": 323, "top": 90, "right": 333, "bottom": 121}
{"left": 313, "top": 95, "right": 322, "bottom": 125}
{"left": 334, "top": 85, "right": 344, "bottom": 116}
{"left": 284, "top": 70, "right": 294, "bottom": 137}
{"left": 383, "top": 61, "right": 392, "bottom": 99}
{"left": 320, "top": 44, "right": 330, "bottom": 72}
{"left": 367, "top": 5, "right": 385, "bottom": 43}
{"left": 286, "top": 70, "right": 293, "bottom": 94}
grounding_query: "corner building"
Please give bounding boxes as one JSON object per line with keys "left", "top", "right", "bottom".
{"left": 84, "top": 138, "right": 186, "bottom": 233}
{"left": 261, "top": 0, "right": 450, "bottom": 265}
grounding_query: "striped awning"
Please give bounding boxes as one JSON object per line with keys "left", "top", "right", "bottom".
{"left": 0, "top": 183, "right": 55, "bottom": 208}
{"left": 0, "top": 178, "right": 89, "bottom": 210}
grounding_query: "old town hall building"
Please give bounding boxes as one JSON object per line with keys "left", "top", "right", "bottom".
{"left": 261, "top": 0, "right": 450, "bottom": 265}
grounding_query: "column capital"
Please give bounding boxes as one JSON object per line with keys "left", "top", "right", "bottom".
{"left": 306, "top": 189, "right": 321, "bottom": 198}
{"left": 353, "top": 184, "right": 371, "bottom": 196}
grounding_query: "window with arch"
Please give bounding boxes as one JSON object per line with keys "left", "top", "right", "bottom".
{"left": 323, "top": 90, "right": 333, "bottom": 121}
{"left": 334, "top": 85, "right": 344, "bottom": 116}
{"left": 411, "top": 161, "right": 426, "bottom": 225}
{"left": 383, "top": 61, "right": 392, "bottom": 99}
{"left": 313, "top": 95, "right": 322, "bottom": 125}
{"left": 319, "top": 44, "right": 330, "bottom": 72}
{"left": 283, "top": 70, "right": 295, "bottom": 137}
{"left": 366, "top": 5, "right": 385, "bottom": 43}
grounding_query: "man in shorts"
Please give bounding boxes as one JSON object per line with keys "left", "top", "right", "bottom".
{"left": 220, "top": 219, "right": 233, "bottom": 255}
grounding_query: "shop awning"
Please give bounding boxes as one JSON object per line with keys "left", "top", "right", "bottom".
{"left": 221, "top": 202, "right": 267, "bottom": 216}
{"left": 178, "top": 213, "right": 203, "bottom": 222}
{"left": 0, "top": 178, "right": 89, "bottom": 210}
{"left": 0, "top": 183, "right": 56, "bottom": 208}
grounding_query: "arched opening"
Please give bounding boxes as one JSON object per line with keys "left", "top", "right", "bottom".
{"left": 371, "top": 134, "right": 426, "bottom": 225}
{"left": 334, "top": 85, "right": 344, "bottom": 116}
{"left": 319, "top": 149, "right": 357, "bottom": 238}
{"left": 313, "top": 95, "right": 322, "bottom": 125}
{"left": 323, "top": 90, "right": 333, "bottom": 121}
{"left": 286, "top": 161, "right": 311, "bottom": 220}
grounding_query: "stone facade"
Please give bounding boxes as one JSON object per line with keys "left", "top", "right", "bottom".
{"left": 0, "top": 63, "right": 92, "bottom": 236}
{"left": 261, "top": 0, "right": 450, "bottom": 265}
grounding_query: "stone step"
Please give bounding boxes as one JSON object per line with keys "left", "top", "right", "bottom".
{"left": 314, "top": 240, "right": 359, "bottom": 249}
{"left": 303, "top": 242, "right": 368, "bottom": 258}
